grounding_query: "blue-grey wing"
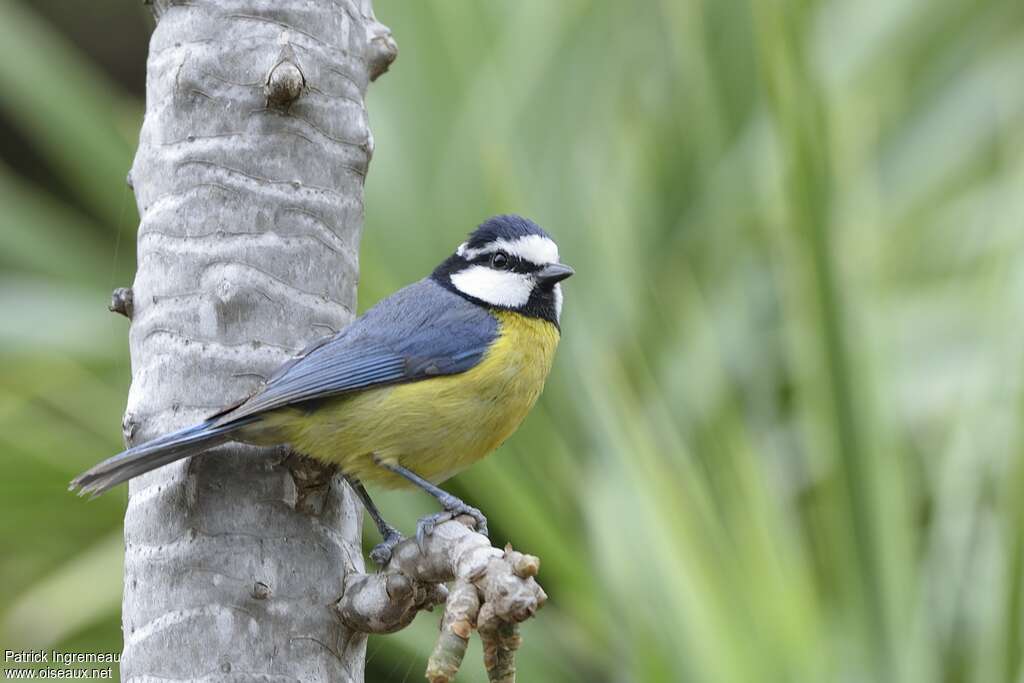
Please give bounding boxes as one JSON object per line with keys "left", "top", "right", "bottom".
{"left": 214, "top": 279, "right": 498, "bottom": 424}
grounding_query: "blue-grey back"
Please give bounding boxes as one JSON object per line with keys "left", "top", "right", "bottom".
{"left": 214, "top": 278, "right": 498, "bottom": 424}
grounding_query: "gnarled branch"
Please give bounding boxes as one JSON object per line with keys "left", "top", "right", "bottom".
{"left": 334, "top": 517, "right": 547, "bottom": 682}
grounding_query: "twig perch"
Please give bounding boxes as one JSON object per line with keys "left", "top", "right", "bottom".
{"left": 334, "top": 517, "right": 547, "bottom": 682}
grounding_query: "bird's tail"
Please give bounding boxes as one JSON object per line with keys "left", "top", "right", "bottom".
{"left": 69, "top": 417, "right": 256, "bottom": 497}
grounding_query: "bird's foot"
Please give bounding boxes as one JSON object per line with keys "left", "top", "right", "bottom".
{"left": 369, "top": 528, "right": 404, "bottom": 566}
{"left": 415, "top": 496, "right": 488, "bottom": 547}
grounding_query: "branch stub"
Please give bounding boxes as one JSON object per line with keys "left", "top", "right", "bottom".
{"left": 265, "top": 42, "right": 305, "bottom": 109}
{"left": 109, "top": 287, "right": 134, "bottom": 319}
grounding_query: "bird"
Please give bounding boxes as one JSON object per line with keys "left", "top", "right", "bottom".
{"left": 70, "top": 214, "right": 573, "bottom": 564}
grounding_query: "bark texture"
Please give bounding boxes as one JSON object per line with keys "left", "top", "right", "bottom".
{"left": 122, "top": 1, "right": 395, "bottom": 680}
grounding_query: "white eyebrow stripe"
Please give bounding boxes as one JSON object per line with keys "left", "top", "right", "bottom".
{"left": 458, "top": 235, "right": 559, "bottom": 265}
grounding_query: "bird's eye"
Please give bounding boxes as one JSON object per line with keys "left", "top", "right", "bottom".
{"left": 490, "top": 251, "right": 510, "bottom": 270}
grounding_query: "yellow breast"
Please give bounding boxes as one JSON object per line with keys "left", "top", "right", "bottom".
{"left": 262, "top": 310, "right": 560, "bottom": 488}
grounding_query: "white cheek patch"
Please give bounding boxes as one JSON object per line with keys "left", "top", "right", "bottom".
{"left": 450, "top": 266, "right": 533, "bottom": 308}
{"left": 459, "top": 235, "right": 559, "bottom": 267}
{"left": 553, "top": 283, "right": 563, "bottom": 322}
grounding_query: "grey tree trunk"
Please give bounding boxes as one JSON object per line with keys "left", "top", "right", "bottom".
{"left": 120, "top": 1, "right": 395, "bottom": 680}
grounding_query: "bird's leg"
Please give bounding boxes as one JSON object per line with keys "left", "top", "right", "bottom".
{"left": 346, "top": 477, "right": 403, "bottom": 566}
{"left": 379, "top": 463, "right": 489, "bottom": 545}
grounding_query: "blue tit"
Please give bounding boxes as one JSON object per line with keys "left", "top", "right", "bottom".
{"left": 71, "top": 214, "right": 573, "bottom": 563}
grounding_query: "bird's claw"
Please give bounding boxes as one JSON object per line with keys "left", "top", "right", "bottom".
{"left": 415, "top": 500, "right": 488, "bottom": 548}
{"left": 369, "top": 529, "right": 404, "bottom": 566}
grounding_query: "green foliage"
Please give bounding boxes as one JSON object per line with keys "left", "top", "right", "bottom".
{"left": 2, "top": 1, "right": 1023, "bottom": 681}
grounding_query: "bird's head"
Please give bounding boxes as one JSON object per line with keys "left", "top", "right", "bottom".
{"left": 432, "top": 215, "right": 573, "bottom": 326}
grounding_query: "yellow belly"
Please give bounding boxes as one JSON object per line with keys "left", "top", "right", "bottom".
{"left": 250, "top": 310, "right": 560, "bottom": 488}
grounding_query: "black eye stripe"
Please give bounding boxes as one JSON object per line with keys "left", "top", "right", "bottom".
{"left": 470, "top": 253, "right": 542, "bottom": 274}
{"left": 515, "top": 261, "right": 540, "bottom": 274}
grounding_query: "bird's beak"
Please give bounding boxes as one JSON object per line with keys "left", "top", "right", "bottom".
{"left": 536, "top": 263, "right": 575, "bottom": 286}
